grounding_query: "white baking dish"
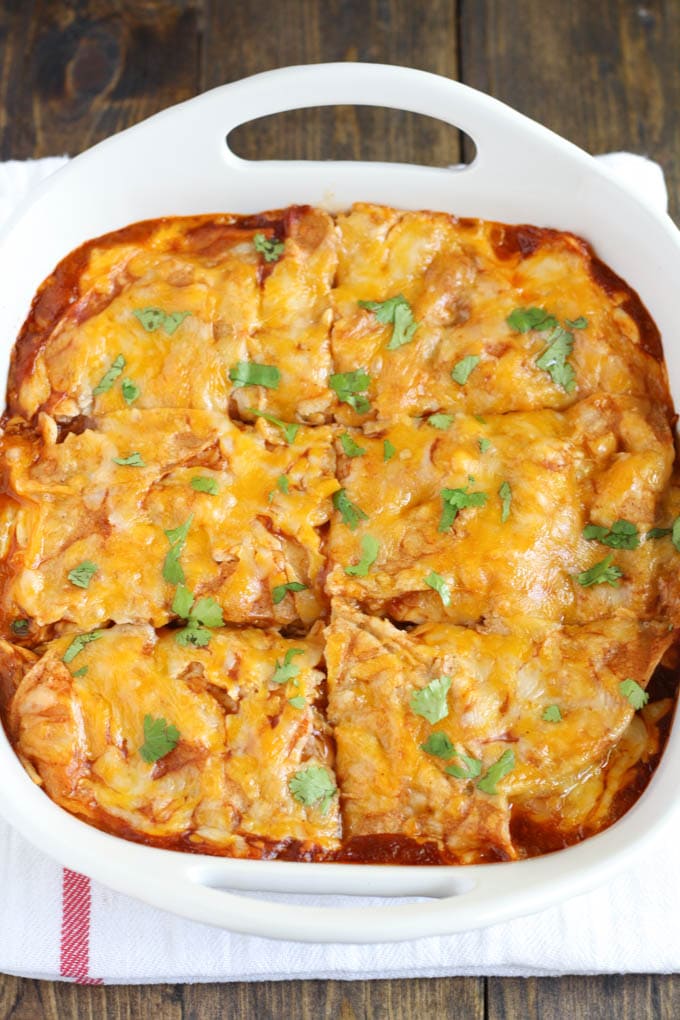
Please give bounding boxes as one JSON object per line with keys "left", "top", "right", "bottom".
{"left": 0, "top": 63, "right": 678, "bottom": 944}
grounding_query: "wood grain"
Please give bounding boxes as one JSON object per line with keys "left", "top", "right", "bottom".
{"left": 460, "top": 0, "right": 680, "bottom": 220}
{"left": 1, "top": 0, "right": 680, "bottom": 1016}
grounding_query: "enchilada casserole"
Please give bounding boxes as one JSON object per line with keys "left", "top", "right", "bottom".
{"left": 1, "top": 203, "right": 678, "bottom": 865}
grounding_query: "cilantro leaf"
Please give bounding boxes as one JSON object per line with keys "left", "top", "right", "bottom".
{"left": 277, "top": 475, "right": 289, "bottom": 494}
{"left": 272, "top": 581, "right": 307, "bottom": 605}
{"left": 329, "top": 370, "right": 372, "bottom": 414}
{"left": 112, "top": 452, "right": 145, "bottom": 467}
{"left": 191, "top": 476, "right": 219, "bottom": 495}
{"left": 163, "top": 515, "right": 193, "bottom": 585}
{"left": 288, "top": 696, "right": 306, "bottom": 709}
{"left": 439, "top": 486, "right": 488, "bottom": 532}
{"left": 133, "top": 308, "right": 191, "bottom": 335}
{"left": 10, "top": 618, "right": 29, "bottom": 636}
{"left": 62, "top": 630, "right": 103, "bottom": 664}
{"left": 121, "top": 378, "right": 140, "bottom": 405}
{"left": 507, "top": 307, "right": 557, "bottom": 333}
{"left": 72, "top": 666, "right": 88, "bottom": 678}
{"left": 451, "top": 355, "right": 480, "bottom": 385}
{"left": 565, "top": 316, "right": 588, "bottom": 329}
{"left": 542, "top": 705, "right": 562, "bottom": 722}
{"left": 253, "top": 232, "right": 285, "bottom": 262}
{"left": 535, "top": 327, "right": 576, "bottom": 392}
{"left": 93, "top": 354, "right": 125, "bottom": 395}
{"left": 339, "top": 432, "right": 367, "bottom": 458}
{"left": 619, "top": 678, "right": 649, "bottom": 710}
{"left": 575, "top": 553, "right": 623, "bottom": 588}
{"left": 409, "top": 675, "right": 451, "bottom": 724}
{"left": 172, "top": 586, "right": 223, "bottom": 647}
{"left": 171, "top": 583, "right": 194, "bottom": 618}
{"left": 229, "top": 361, "right": 280, "bottom": 390}
{"left": 383, "top": 439, "right": 396, "bottom": 462}
{"left": 498, "top": 481, "right": 512, "bottom": 523}
{"left": 478, "top": 437, "right": 491, "bottom": 454}
{"left": 67, "top": 561, "right": 98, "bottom": 589}
{"left": 420, "top": 732, "right": 455, "bottom": 759}
{"left": 647, "top": 526, "right": 672, "bottom": 540}
{"left": 288, "top": 765, "right": 337, "bottom": 814}
{"left": 477, "top": 748, "right": 515, "bottom": 795}
{"left": 139, "top": 714, "right": 180, "bottom": 764}
{"left": 673, "top": 516, "right": 680, "bottom": 552}
{"left": 424, "top": 570, "right": 451, "bottom": 607}
{"left": 272, "top": 648, "right": 305, "bottom": 685}
{"left": 358, "top": 294, "right": 420, "bottom": 350}
{"left": 583, "top": 519, "right": 639, "bottom": 550}
{"left": 344, "top": 534, "right": 379, "bottom": 577}
{"left": 332, "top": 488, "right": 368, "bottom": 530}
{"left": 247, "top": 407, "right": 299, "bottom": 442}
{"left": 445, "top": 752, "right": 483, "bottom": 780}
{"left": 427, "top": 413, "right": 454, "bottom": 430}
{"left": 191, "top": 596, "right": 224, "bottom": 629}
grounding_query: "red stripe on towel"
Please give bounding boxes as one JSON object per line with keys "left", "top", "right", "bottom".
{"left": 59, "top": 869, "right": 103, "bottom": 984}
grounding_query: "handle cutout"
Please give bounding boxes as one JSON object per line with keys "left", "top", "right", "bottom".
{"left": 227, "top": 106, "right": 476, "bottom": 168}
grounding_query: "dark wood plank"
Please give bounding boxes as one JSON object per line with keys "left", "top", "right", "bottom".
{"left": 487, "top": 973, "right": 680, "bottom": 1020}
{"left": 460, "top": 0, "right": 680, "bottom": 219}
{"left": 0, "top": 0, "right": 202, "bottom": 159}
{"left": 204, "top": 0, "right": 462, "bottom": 167}
{"left": 0, "top": 973, "right": 484, "bottom": 1020}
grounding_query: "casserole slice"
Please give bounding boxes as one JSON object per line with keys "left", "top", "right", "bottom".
{"left": 326, "top": 394, "right": 675, "bottom": 626}
{"left": 326, "top": 602, "right": 673, "bottom": 863}
{"left": 4, "top": 623, "right": 340, "bottom": 856}
{"left": 0, "top": 409, "right": 338, "bottom": 636}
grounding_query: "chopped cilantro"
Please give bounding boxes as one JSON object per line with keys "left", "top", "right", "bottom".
{"left": 172, "top": 584, "right": 224, "bottom": 647}
{"left": 191, "top": 476, "right": 219, "bottom": 495}
{"left": 673, "top": 517, "right": 680, "bottom": 551}
{"left": 247, "top": 407, "right": 299, "bottom": 442}
{"left": 424, "top": 570, "right": 451, "bottom": 607}
{"left": 451, "top": 355, "right": 480, "bottom": 385}
{"left": 112, "top": 452, "right": 145, "bottom": 467}
{"left": 288, "top": 696, "right": 306, "bottom": 709}
{"left": 121, "top": 378, "right": 140, "bottom": 405}
{"left": 133, "top": 308, "right": 191, "bottom": 335}
{"left": 565, "top": 316, "right": 588, "bottom": 329}
{"left": 67, "top": 561, "right": 98, "bottom": 589}
{"left": 163, "top": 515, "right": 193, "bottom": 585}
{"left": 358, "top": 294, "right": 420, "bottom": 350}
{"left": 542, "top": 705, "right": 562, "bottom": 723}
{"left": 498, "top": 481, "right": 512, "bottom": 523}
{"left": 420, "top": 732, "right": 455, "bottom": 759}
{"left": 276, "top": 475, "right": 289, "bottom": 494}
{"left": 332, "top": 488, "right": 368, "bottom": 530}
{"left": 478, "top": 437, "right": 491, "bottom": 453}
{"left": 339, "top": 432, "right": 367, "bottom": 458}
{"left": 445, "top": 752, "right": 483, "bottom": 780}
{"left": 344, "top": 534, "right": 379, "bottom": 577}
{"left": 62, "top": 630, "right": 103, "bottom": 664}
{"left": 288, "top": 766, "right": 337, "bottom": 814}
{"left": 383, "top": 439, "right": 397, "bottom": 462}
{"left": 272, "top": 581, "right": 307, "bottom": 605}
{"left": 535, "top": 327, "right": 576, "bottom": 392}
{"left": 272, "top": 648, "right": 305, "bottom": 685}
{"left": 619, "top": 678, "right": 649, "bottom": 710}
{"left": 647, "top": 526, "right": 672, "bottom": 540}
{"left": 575, "top": 553, "right": 623, "bottom": 588}
{"left": 139, "top": 715, "right": 180, "bottom": 763}
{"left": 72, "top": 666, "right": 88, "bottom": 678}
{"left": 253, "top": 232, "right": 285, "bottom": 262}
{"left": 409, "top": 675, "right": 451, "bottom": 724}
{"left": 439, "top": 486, "right": 488, "bottom": 532}
{"left": 93, "top": 354, "right": 125, "bottom": 395}
{"left": 507, "top": 307, "right": 557, "bottom": 333}
{"left": 427, "top": 413, "right": 454, "bottom": 430}
{"left": 583, "top": 519, "right": 639, "bottom": 550}
{"left": 329, "top": 370, "right": 371, "bottom": 414}
{"left": 477, "top": 748, "right": 515, "bottom": 795}
{"left": 229, "top": 362, "right": 280, "bottom": 390}
{"left": 10, "top": 618, "right": 29, "bottom": 636}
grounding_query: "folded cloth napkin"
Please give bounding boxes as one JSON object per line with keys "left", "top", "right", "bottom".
{"left": 0, "top": 152, "right": 677, "bottom": 984}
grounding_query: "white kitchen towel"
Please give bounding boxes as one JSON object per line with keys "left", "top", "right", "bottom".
{"left": 0, "top": 152, "right": 676, "bottom": 984}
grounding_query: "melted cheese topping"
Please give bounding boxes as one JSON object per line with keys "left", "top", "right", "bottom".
{"left": 1, "top": 203, "right": 678, "bottom": 864}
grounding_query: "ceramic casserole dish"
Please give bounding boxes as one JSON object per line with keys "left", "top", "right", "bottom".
{"left": 0, "top": 62, "right": 679, "bottom": 943}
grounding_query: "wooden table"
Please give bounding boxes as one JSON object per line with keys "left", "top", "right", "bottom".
{"left": 0, "top": 1, "right": 678, "bottom": 1016}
